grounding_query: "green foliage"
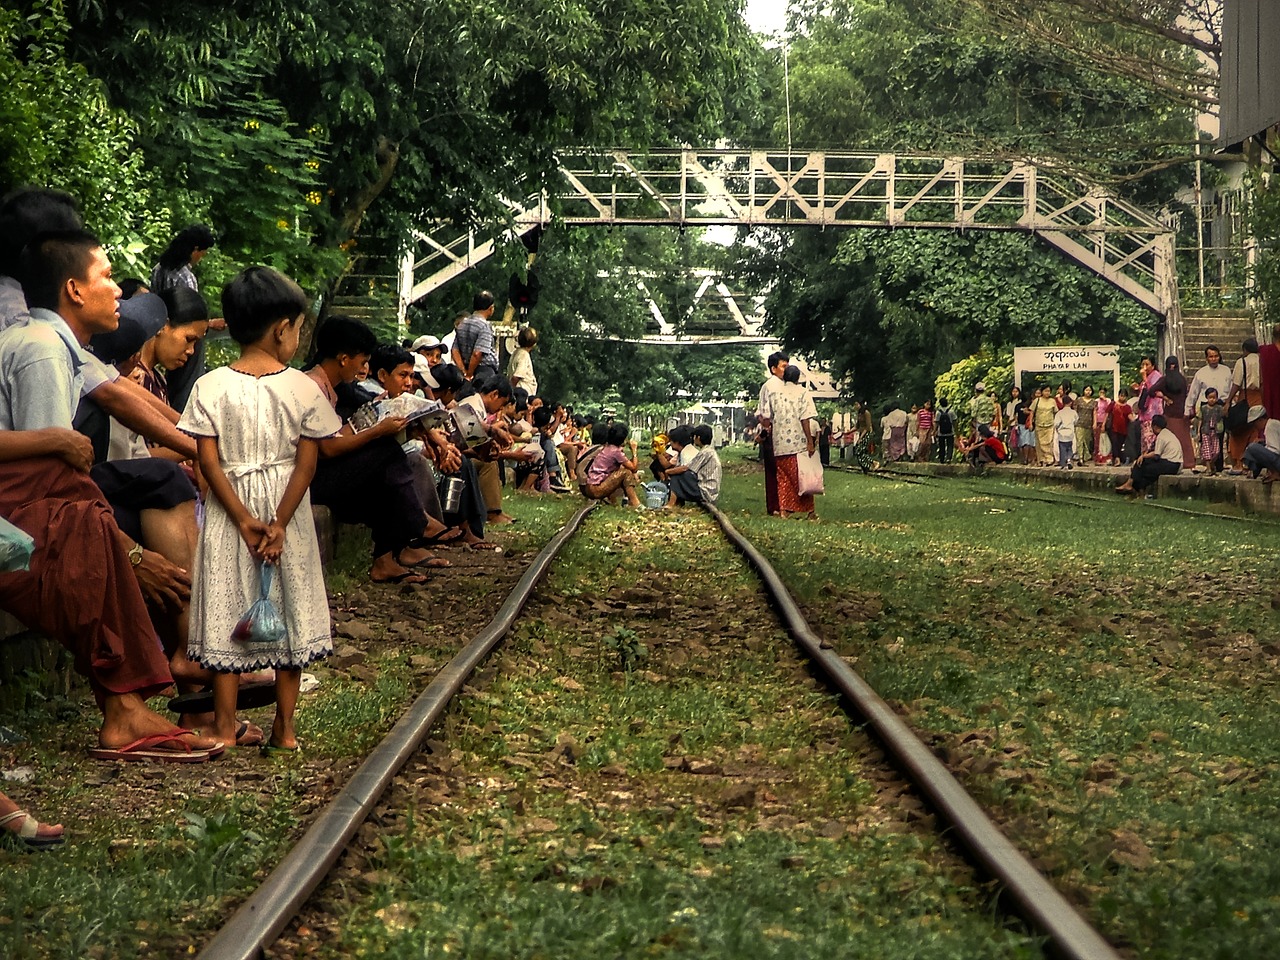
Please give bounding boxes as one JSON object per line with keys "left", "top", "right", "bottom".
{"left": 1252, "top": 172, "right": 1280, "bottom": 326}
{"left": 602, "top": 626, "right": 648, "bottom": 672}
{"left": 0, "top": 3, "right": 170, "bottom": 274}
{"left": 933, "top": 350, "right": 1013, "bottom": 408}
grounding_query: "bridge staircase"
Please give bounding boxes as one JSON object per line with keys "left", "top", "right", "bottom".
{"left": 1179, "top": 308, "right": 1259, "bottom": 377}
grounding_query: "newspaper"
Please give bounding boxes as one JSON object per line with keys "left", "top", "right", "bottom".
{"left": 350, "top": 394, "right": 450, "bottom": 433}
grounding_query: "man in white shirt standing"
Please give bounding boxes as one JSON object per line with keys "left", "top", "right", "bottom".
{"left": 756, "top": 350, "right": 788, "bottom": 515}
{"left": 1185, "top": 345, "right": 1233, "bottom": 417}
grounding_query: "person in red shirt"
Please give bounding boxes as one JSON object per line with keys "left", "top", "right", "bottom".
{"left": 915, "top": 399, "right": 935, "bottom": 462}
{"left": 1108, "top": 389, "right": 1133, "bottom": 466}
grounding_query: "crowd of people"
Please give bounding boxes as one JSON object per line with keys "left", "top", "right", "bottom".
{"left": 0, "top": 185, "right": 731, "bottom": 849}
{"left": 817, "top": 340, "right": 1280, "bottom": 496}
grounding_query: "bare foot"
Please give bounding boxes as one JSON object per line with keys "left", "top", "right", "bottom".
{"left": 98, "top": 692, "right": 222, "bottom": 751}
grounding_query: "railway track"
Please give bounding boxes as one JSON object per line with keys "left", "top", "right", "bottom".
{"left": 196, "top": 501, "right": 1120, "bottom": 960}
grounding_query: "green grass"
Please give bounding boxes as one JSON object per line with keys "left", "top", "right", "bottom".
{"left": 0, "top": 492, "right": 578, "bottom": 959}
{"left": 328, "top": 510, "right": 1043, "bottom": 959}
{"left": 715, "top": 455, "right": 1280, "bottom": 959}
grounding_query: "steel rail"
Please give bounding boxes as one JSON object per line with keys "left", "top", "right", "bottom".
{"left": 196, "top": 503, "right": 596, "bottom": 960}
{"left": 704, "top": 503, "right": 1122, "bottom": 960}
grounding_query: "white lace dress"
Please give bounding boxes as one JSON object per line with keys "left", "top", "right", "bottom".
{"left": 179, "top": 367, "right": 342, "bottom": 672}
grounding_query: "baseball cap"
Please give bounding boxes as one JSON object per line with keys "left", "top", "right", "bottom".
{"left": 413, "top": 353, "right": 440, "bottom": 389}
{"left": 411, "top": 334, "right": 442, "bottom": 352}
{"left": 974, "top": 382, "right": 986, "bottom": 391}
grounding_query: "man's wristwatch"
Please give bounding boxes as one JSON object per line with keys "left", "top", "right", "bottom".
{"left": 128, "top": 542, "right": 144, "bottom": 567}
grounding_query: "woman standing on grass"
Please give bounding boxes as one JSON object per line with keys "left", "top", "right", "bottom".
{"left": 770, "top": 365, "right": 819, "bottom": 518}
{"left": 150, "top": 223, "right": 218, "bottom": 412}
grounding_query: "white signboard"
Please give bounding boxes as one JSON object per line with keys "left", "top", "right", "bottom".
{"left": 1014, "top": 345, "right": 1120, "bottom": 397}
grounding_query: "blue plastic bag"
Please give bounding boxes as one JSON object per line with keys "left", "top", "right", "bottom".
{"left": 231, "top": 564, "right": 287, "bottom": 644}
{"left": 0, "top": 516, "right": 34, "bottom": 573}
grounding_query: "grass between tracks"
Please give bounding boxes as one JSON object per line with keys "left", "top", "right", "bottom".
{"left": 716, "top": 451, "right": 1280, "bottom": 960}
{"left": 0, "top": 494, "right": 577, "bottom": 960}
{"left": 321, "top": 509, "right": 1041, "bottom": 959}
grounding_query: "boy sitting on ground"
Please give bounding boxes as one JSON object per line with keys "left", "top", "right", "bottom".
{"left": 664, "top": 424, "right": 722, "bottom": 507}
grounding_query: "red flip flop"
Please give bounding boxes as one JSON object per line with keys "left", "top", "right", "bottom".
{"left": 89, "top": 729, "right": 224, "bottom": 763}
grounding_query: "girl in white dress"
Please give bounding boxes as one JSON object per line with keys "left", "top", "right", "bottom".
{"left": 179, "top": 267, "right": 341, "bottom": 752}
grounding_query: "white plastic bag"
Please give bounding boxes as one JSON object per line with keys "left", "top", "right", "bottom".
{"left": 797, "top": 451, "right": 825, "bottom": 496}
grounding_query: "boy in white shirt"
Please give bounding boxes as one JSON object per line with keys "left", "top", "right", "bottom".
{"left": 1053, "top": 397, "right": 1079, "bottom": 469}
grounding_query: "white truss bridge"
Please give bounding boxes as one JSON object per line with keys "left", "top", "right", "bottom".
{"left": 399, "top": 148, "right": 1182, "bottom": 353}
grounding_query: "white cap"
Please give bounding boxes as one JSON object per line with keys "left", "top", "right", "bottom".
{"left": 413, "top": 354, "right": 440, "bottom": 389}
{"left": 974, "top": 382, "right": 986, "bottom": 391}
{"left": 411, "top": 334, "right": 442, "bottom": 352}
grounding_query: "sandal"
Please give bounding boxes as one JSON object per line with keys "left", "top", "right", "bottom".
{"left": 371, "top": 570, "right": 428, "bottom": 586}
{"left": 0, "top": 809, "right": 64, "bottom": 850}
{"left": 410, "top": 526, "right": 467, "bottom": 548}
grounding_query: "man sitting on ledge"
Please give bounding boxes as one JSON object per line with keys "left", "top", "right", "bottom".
{"left": 1115, "top": 414, "right": 1182, "bottom": 497}
{"left": 0, "top": 229, "right": 221, "bottom": 761}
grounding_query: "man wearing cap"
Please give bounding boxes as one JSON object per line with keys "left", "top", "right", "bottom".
{"left": 0, "top": 229, "right": 221, "bottom": 760}
{"left": 1114, "top": 414, "right": 1183, "bottom": 496}
{"left": 967, "top": 381, "right": 1000, "bottom": 441}
{"left": 451, "top": 291, "right": 499, "bottom": 382}
{"left": 1242, "top": 406, "right": 1280, "bottom": 481}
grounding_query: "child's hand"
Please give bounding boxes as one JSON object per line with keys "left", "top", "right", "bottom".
{"left": 259, "top": 520, "right": 287, "bottom": 565}
{"left": 237, "top": 516, "right": 271, "bottom": 557}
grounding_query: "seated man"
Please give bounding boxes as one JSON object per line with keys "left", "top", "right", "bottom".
{"left": 957, "top": 424, "right": 1008, "bottom": 470}
{"left": 664, "top": 424, "right": 722, "bottom": 507}
{"left": 306, "top": 317, "right": 461, "bottom": 585}
{"left": 454, "top": 374, "right": 534, "bottom": 524}
{"left": 1243, "top": 407, "right": 1280, "bottom": 482}
{"left": 0, "top": 229, "right": 220, "bottom": 760}
{"left": 1115, "top": 414, "right": 1182, "bottom": 496}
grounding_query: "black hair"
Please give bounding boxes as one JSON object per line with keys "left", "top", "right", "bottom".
{"left": 157, "top": 223, "right": 216, "bottom": 270}
{"left": 606, "top": 422, "right": 629, "bottom": 446}
{"left": 118, "top": 278, "right": 148, "bottom": 300}
{"left": 159, "top": 285, "right": 209, "bottom": 325}
{"left": 512, "top": 386, "right": 529, "bottom": 407}
{"left": 572, "top": 414, "right": 588, "bottom": 428}
{"left": 1151, "top": 414, "right": 1168, "bottom": 430}
{"left": 513, "top": 395, "right": 528, "bottom": 415}
{"left": 0, "top": 187, "right": 82, "bottom": 276}
{"left": 1244, "top": 338, "right": 1259, "bottom": 354}
{"left": 669, "top": 424, "right": 693, "bottom": 447}
{"left": 221, "top": 266, "right": 309, "bottom": 346}
{"left": 313, "top": 315, "right": 376, "bottom": 360}
{"left": 371, "top": 341, "right": 414, "bottom": 377}
{"left": 692, "top": 424, "right": 713, "bottom": 445}
{"left": 590, "top": 422, "right": 609, "bottom": 444}
{"left": 533, "top": 406, "right": 554, "bottom": 429}
{"left": 473, "top": 289, "right": 495, "bottom": 312}
{"left": 783, "top": 365, "right": 802, "bottom": 384}
{"left": 19, "top": 230, "right": 101, "bottom": 311}
{"left": 479, "top": 376, "right": 513, "bottom": 401}
{"left": 517, "top": 326, "right": 538, "bottom": 348}
{"left": 1205, "top": 344, "right": 1220, "bottom": 357}
{"left": 432, "top": 363, "right": 464, "bottom": 393}
{"left": 767, "top": 350, "right": 789, "bottom": 369}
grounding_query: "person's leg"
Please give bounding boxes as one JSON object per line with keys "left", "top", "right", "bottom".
{"left": 0, "top": 788, "right": 62, "bottom": 845}
{"left": 206, "top": 670, "right": 241, "bottom": 745}
{"left": 559, "top": 442, "right": 579, "bottom": 482}
{"left": 618, "top": 467, "right": 642, "bottom": 506}
{"left": 271, "top": 668, "right": 302, "bottom": 749}
{"left": 667, "top": 470, "right": 701, "bottom": 504}
{"left": 138, "top": 500, "right": 209, "bottom": 688}
{"left": 0, "top": 458, "right": 220, "bottom": 750}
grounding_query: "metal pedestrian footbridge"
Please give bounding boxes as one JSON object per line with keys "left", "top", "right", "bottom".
{"left": 399, "top": 148, "right": 1181, "bottom": 349}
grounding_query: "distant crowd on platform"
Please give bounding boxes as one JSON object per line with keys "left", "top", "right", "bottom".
{"left": 811, "top": 336, "right": 1280, "bottom": 496}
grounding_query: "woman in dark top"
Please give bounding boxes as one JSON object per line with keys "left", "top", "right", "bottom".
{"left": 1154, "top": 355, "right": 1194, "bottom": 468}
